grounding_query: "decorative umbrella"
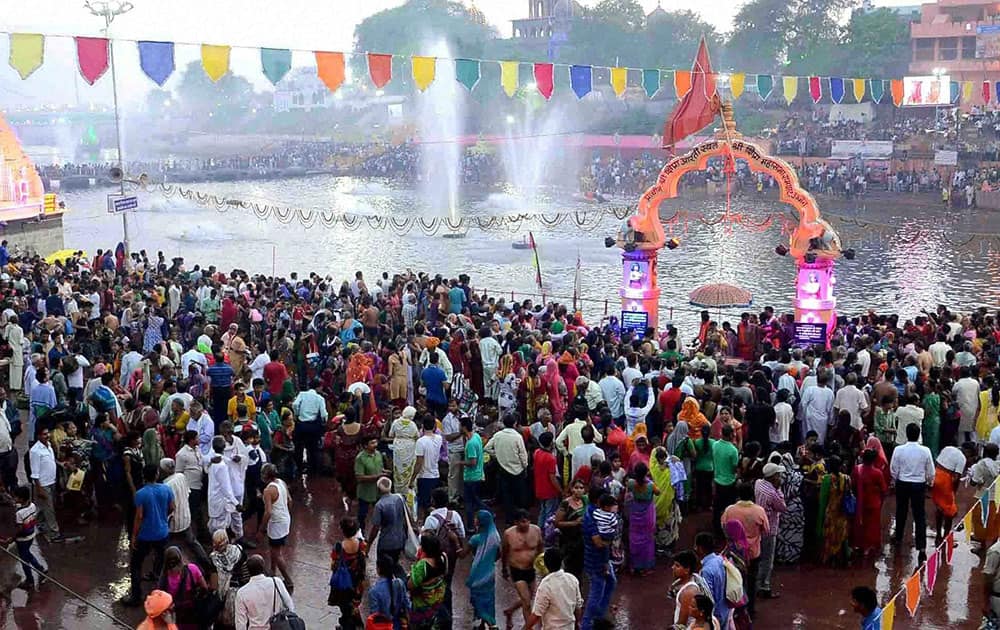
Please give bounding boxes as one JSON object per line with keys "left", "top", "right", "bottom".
{"left": 688, "top": 282, "right": 752, "bottom": 308}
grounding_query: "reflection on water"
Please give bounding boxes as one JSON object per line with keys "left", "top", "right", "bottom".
{"left": 60, "top": 176, "right": 1000, "bottom": 333}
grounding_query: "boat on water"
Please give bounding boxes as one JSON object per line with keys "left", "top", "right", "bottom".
{"left": 511, "top": 236, "right": 532, "bottom": 250}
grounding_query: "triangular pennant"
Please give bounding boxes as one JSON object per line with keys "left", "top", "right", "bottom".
{"left": 809, "top": 76, "right": 822, "bottom": 103}
{"left": 964, "top": 510, "right": 975, "bottom": 541}
{"left": 368, "top": 53, "right": 392, "bottom": 89}
{"left": 983, "top": 489, "right": 992, "bottom": 526}
{"left": 870, "top": 79, "right": 885, "bottom": 104}
{"left": 951, "top": 81, "right": 960, "bottom": 104}
{"left": 201, "top": 44, "right": 230, "bottom": 82}
{"left": 570, "top": 65, "right": 592, "bottom": 99}
{"left": 852, "top": 78, "right": 865, "bottom": 102}
{"left": 610, "top": 66, "right": 627, "bottom": 98}
{"left": 137, "top": 41, "right": 174, "bottom": 86}
{"left": 891, "top": 79, "right": 904, "bottom": 106}
{"left": 315, "top": 51, "right": 345, "bottom": 93}
{"left": 963, "top": 80, "right": 974, "bottom": 103}
{"left": 757, "top": 74, "right": 773, "bottom": 101}
{"left": 730, "top": 73, "right": 745, "bottom": 100}
{"left": 8, "top": 33, "right": 44, "bottom": 80}
{"left": 534, "top": 62, "right": 554, "bottom": 99}
{"left": 455, "top": 59, "right": 480, "bottom": 92}
{"left": 500, "top": 61, "right": 519, "bottom": 97}
{"left": 642, "top": 68, "right": 660, "bottom": 98}
{"left": 905, "top": 573, "right": 920, "bottom": 617}
{"left": 411, "top": 56, "right": 436, "bottom": 92}
{"left": 661, "top": 36, "right": 719, "bottom": 148}
{"left": 882, "top": 599, "right": 895, "bottom": 630}
{"left": 925, "top": 549, "right": 938, "bottom": 593}
{"left": 945, "top": 531, "right": 955, "bottom": 564}
{"left": 829, "top": 77, "right": 844, "bottom": 104}
{"left": 987, "top": 80, "right": 993, "bottom": 105}
{"left": 261, "top": 48, "right": 291, "bottom": 86}
{"left": 783, "top": 76, "right": 798, "bottom": 104}
{"left": 75, "top": 37, "right": 109, "bottom": 85}
{"left": 674, "top": 70, "right": 692, "bottom": 97}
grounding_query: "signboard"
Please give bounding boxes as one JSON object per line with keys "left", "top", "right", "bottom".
{"left": 902, "top": 75, "right": 951, "bottom": 106}
{"left": 934, "top": 149, "right": 958, "bottom": 166}
{"left": 107, "top": 194, "right": 138, "bottom": 214}
{"left": 620, "top": 310, "right": 649, "bottom": 337}
{"left": 793, "top": 322, "right": 828, "bottom": 347}
{"left": 977, "top": 24, "right": 1000, "bottom": 59}
{"left": 830, "top": 140, "right": 893, "bottom": 160}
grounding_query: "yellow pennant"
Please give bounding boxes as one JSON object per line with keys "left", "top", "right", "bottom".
{"left": 9, "top": 33, "right": 44, "bottom": 80}
{"left": 852, "top": 78, "right": 866, "bottom": 102}
{"left": 730, "top": 73, "right": 745, "bottom": 100}
{"left": 610, "top": 67, "right": 627, "bottom": 97}
{"left": 963, "top": 80, "right": 974, "bottom": 102}
{"left": 500, "top": 61, "right": 519, "bottom": 97}
{"left": 411, "top": 56, "right": 436, "bottom": 92}
{"left": 964, "top": 510, "right": 974, "bottom": 540}
{"left": 783, "top": 76, "right": 798, "bottom": 104}
{"left": 882, "top": 598, "right": 895, "bottom": 630}
{"left": 201, "top": 44, "right": 230, "bottom": 82}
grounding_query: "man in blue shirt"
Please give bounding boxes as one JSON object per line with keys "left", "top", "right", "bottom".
{"left": 581, "top": 493, "right": 618, "bottom": 630}
{"left": 206, "top": 353, "right": 234, "bottom": 429}
{"left": 122, "top": 464, "right": 174, "bottom": 606}
{"left": 292, "top": 378, "right": 328, "bottom": 477}
{"left": 420, "top": 351, "right": 448, "bottom": 418}
{"left": 851, "top": 585, "right": 881, "bottom": 630}
{"left": 447, "top": 280, "right": 465, "bottom": 314}
{"left": 695, "top": 531, "right": 731, "bottom": 627}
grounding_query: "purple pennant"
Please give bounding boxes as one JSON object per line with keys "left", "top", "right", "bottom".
{"left": 138, "top": 41, "right": 174, "bottom": 86}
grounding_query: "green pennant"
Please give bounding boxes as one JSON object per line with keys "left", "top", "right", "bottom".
{"left": 870, "top": 79, "right": 885, "bottom": 104}
{"left": 756, "top": 74, "right": 773, "bottom": 101}
{"left": 642, "top": 69, "right": 660, "bottom": 98}
{"left": 455, "top": 58, "right": 481, "bottom": 92}
{"left": 261, "top": 48, "right": 291, "bottom": 85}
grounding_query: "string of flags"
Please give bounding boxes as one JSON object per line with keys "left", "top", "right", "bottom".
{"left": 7, "top": 30, "right": 1000, "bottom": 106}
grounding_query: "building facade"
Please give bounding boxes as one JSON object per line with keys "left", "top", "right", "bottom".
{"left": 909, "top": 0, "right": 1000, "bottom": 86}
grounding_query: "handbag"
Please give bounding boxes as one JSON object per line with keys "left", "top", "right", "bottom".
{"left": 268, "top": 577, "right": 306, "bottom": 630}
{"left": 400, "top": 494, "right": 420, "bottom": 561}
{"left": 841, "top": 477, "right": 857, "bottom": 516}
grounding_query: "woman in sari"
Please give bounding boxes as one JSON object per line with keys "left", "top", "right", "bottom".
{"left": 678, "top": 398, "right": 709, "bottom": 441}
{"left": 922, "top": 380, "right": 942, "bottom": 460}
{"left": 467, "top": 510, "right": 501, "bottom": 630}
{"left": 816, "top": 455, "right": 852, "bottom": 565}
{"left": 409, "top": 534, "right": 448, "bottom": 630}
{"left": 626, "top": 426, "right": 652, "bottom": 473}
{"left": 141, "top": 427, "right": 163, "bottom": 470}
{"left": 625, "top": 462, "right": 659, "bottom": 575}
{"left": 448, "top": 329, "right": 470, "bottom": 376}
{"left": 543, "top": 358, "right": 567, "bottom": 426}
{"left": 850, "top": 448, "right": 888, "bottom": 557}
{"left": 666, "top": 421, "right": 695, "bottom": 502}
{"left": 977, "top": 375, "right": 1000, "bottom": 441}
{"left": 331, "top": 409, "right": 366, "bottom": 502}
{"left": 517, "top": 363, "right": 547, "bottom": 424}
{"left": 554, "top": 478, "right": 588, "bottom": 578}
{"left": 386, "top": 341, "right": 409, "bottom": 408}
{"left": 774, "top": 450, "right": 805, "bottom": 564}
{"left": 650, "top": 446, "right": 679, "bottom": 554}
{"left": 389, "top": 406, "right": 420, "bottom": 517}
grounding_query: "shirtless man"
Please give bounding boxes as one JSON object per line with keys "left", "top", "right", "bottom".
{"left": 360, "top": 299, "right": 380, "bottom": 339}
{"left": 501, "top": 508, "right": 544, "bottom": 628}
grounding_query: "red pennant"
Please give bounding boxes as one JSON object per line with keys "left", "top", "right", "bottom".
{"left": 534, "top": 63, "right": 554, "bottom": 99}
{"left": 985, "top": 80, "right": 992, "bottom": 105}
{"left": 945, "top": 531, "right": 955, "bottom": 564}
{"left": 809, "top": 76, "right": 822, "bottom": 103}
{"left": 662, "top": 36, "right": 719, "bottom": 148}
{"left": 367, "top": 53, "right": 392, "bottom": 89}
{"left": 75, "top": 37, "right": 109, "bottom": 85}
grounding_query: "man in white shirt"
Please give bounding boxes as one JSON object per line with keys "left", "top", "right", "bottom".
{"left": 894, "top": 395, "right": 926, "bottom": 446}
{"left": 952, "top": 367, "right": 981, "bottom": 443}
{"left": 570, "top": 425, "right": 605, "bottom": 478}
{"left": 526, "top": 548, "right": 583, "bottom": 630}
{"left": 928, "top": 334, "right": 951, "bottom": 368}
{"left": 833, "top": 373, "right": 869, "bottom": 430}
{"left": 220, "top": 422, "right": 249, "bottom": 509}
{"left": 29, "top": 427, "right": 62, "bottom": 541}
{"left": 248, "top": 345, "right": 271, "bottom": 382}
{"left": 485, "top": 413, "right": 529, "bottom": 526}
{"left": 771, "top": 390, "right": 794, "bottom": 445}
{"left": 186, "top": 401, "right": 215, "bottom": 457}
{"left": 620, "top": 354, "right": 642, "bottom": 389}
{"left": 176, "top": 430, "right": 208, "bottom": 540}
{"left": 479, "top": 327, "right": 503, "bottom": 401}
{"left": 889, "top": 423, "right": 934, "bottom": 559}
{"left": 119, "top": 342, "right": 143, "bottom": 387}
{"left": 160, "top": 457, "right": 211, "bottom": 568}
{"left": 855, "top": 338, "right": 872, "bottom": 381}
{"left": 235, "top": 555, "right": 295, "bottom": 630}
{"left": 441, "top": 401, "right": 465, "bottom": 503}
{"left": 412, "top": 416, "right": 443, "bottom": 518}
{"left": 180, "top": 346, "right": 209, "bottom": 377}
{"left": 207, "top": 436, "right": 243, "bottom": 540}
{"left": 598, "top": 365, "right": 626, "bottom": 423}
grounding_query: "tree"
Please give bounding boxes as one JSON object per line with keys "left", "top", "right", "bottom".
{"left": 643, "top": 10, "right": 723, "bottom": 70}
{"left": 840, "top": 8, "right": 911, "bottom": 77}
{"left": 724, "top": 0, "right": 796, "bottom": 73}
{"left": 174, "top": 60, "right": 255, "bottom": 130}
{"left": 584, "top": 0, "right": 646, "bottom": 32}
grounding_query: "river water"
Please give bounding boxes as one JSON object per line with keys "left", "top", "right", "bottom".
{"left": 57, "top": 175, "right": 1000, "bottom": 333}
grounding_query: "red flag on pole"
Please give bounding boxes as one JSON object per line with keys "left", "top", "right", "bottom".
{"left": 661, "top": 37, "right": 719, "bottom": 149}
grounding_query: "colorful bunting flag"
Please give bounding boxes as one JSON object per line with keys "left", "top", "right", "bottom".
{"left": 642, "top": 69, "right": 660, "bottom": 98}
{"left": 964, "top": 510, "right": 974, "bottom": 541}
{"left": 261, "top": 48, "right": 291, "bottom": 85}
{"left": 882, "top": 599, "right": 895, "bottom": 630}
{"left": 368, "top": 53, "right": 392, "bottom": 89}
{"left": 411, "top": 56, "right": 436, "bottom": 91}
{"left": 570, "top": 65, "right": 592, "bottom": 99}
{"left": 905, "top": 573, "right": 920, "bottom": 617}
{"left": 500, "top": 61, "right": 519, "bottom": 97}
{"left": 951, "top": 81, "right": 960, "bottom": 104}
{"left": 891, "top": 79, "right": 904, "bottom": 106}
{"left": 455, "top": 59, "right": 480, "bottom": 91}
{"left": 674, "top": 70, "right": 691, "bottom": 98}
{"left": 534, "top": 62, "right": 554, "bottom": 99}
{"left": 982, "top": 490, "right": 992, "bottom": 526}
{"left": 870, "top": 79, "right": 885, "bottom": 104}
{"left": 8, "top": 33, "right": 44, "bottom": 80}
{"left": 610, "top": 67, "right": 627, "bottom": 98}
{"left": 137, "top": 41, "right": 174, "bottom": 86}
{"left": 75, "top": 37, "right": 110, "bottom": 85}
{"left": 925, "top": 549, "right": 938, "bottom": 593}
{"left": 963, "top": 81, "right": 974, "bottom": 103}
{"left": 852, "top": 78, "right": 865, "bottom": 102}
{"left": 829, "top": 77, "right": 844, "bottom": 104}
{"left": 945, "top": 531, "right": 955, "bottom": 564}
{"left": 315, "top": 51, "right": 345, "bottom": 93}
{"left": 201, "top": 44, "right": 230, "bottom": 82}
{"left": 783, "top": 76, "right": 798, "bottom": 104}
{"left": 757, "top": 74, "right": 773, "bottom": 101}
{"left": 985, "top": 80, "right": 992, "bottom": 105}
{"left": 730, "top": 73, "right": 745, "bottom": 100}
{"left": 808, "top": 76, "right": 822, "bottom": 103}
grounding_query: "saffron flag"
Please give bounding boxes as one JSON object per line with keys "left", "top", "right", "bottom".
{"left": 757, "top": 74, "right": 773, "bottom": 101}
{"left": 455, "top": 59, "right": 480, "bottom": 91}
{"left": 642, "top": 68, "right": 660, "bottom": 98}
{"left": 368, "top": 53, "right": 392, "bottom": 89}
{"left": 852, "top": 78, "right": 865, "bottom": 102}
{"left": 963, "top": 81, "right": 974, "bottom": 102}
{"left": 315, "top": 51, "right": 345, "bottom": 93}
{"left": 674, "top": 70, "right": 692, "bottom": 98}
{"left": 945, "top": 531, "right": 955, "bottom": 564}
{"left": 829, "top": 77, "right": 844, "bottom": 104}
{"left": 534, "top": 63, "right": 554, "bottom": 99}
{"left": 809, "top": 76, "right": 822, "bottom": 103}
{"left": 882, "top": 599, "right": 895, "bottom": 630}
{"left": 500, "top": 61, "right": 519, "bottom": 97}
{"left": 412, "top": 56, "right": 436, "bottom": 91}
{"left": 925, "top": 549, "right": 938, "bottom": 593}
{"left": 905, "top": 573, "right": 920, "bottom": 617}
{"left": 661, "top": 37, "right": 718, "bottom": 149}
{"left": 891, "top": 79, "right": 904, "bottom": 106}
{"left": 730, "top": 73, "right": 745, "bottom": 100}
{"left": 783, "top": 76, "right": 798, "bottom": 104}
{"left": 201, "top": 44, "right": 230, "bottom": 82}
{"left": 951, "top": 81, "right": 960, "bottom": 104}
{"left": 570, "top": 65, "right": 592, "bottom": 99}
{"left": 983, "top": 489, "right": 992, "bottom": 526}
{"left": 261, "top": 48, "right": 291, "bottom": 85}
{"left": 8, "top": 33, "right": 44, "bottom": 80}
{"left": 138, "top": 41, "right": 174, "bottom": 86}
{"left": 75, "top": 37, "right": 109, "bottom": 85}
{"left": 610, "top": 66, "right": 627, "bottom": 97}
{"left": 870, "top": 79, "right": 885, "bottom": 104}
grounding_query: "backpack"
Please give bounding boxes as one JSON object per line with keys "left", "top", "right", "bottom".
{"left": 543, "top": 510, "right": 560, "bottom": 548}
{"left": 329, "top": 543, "right": 354, "bottom": 591}
{"left": 429, "top": 510, "right": 462, "bottom": 570}
{"left": 366, "top": 578, "right": 407, "bottom": 630}
{"left": 722, "top": 556, "right": 748, "bottom": 607}
{"left": 268, "top": 577, "right": 306, "bottom": 630}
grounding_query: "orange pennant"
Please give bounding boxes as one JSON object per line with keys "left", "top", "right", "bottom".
{"left": 674, "top": 70, "right": 691, "bottom": 98}
{"left": 905, "top": 572, "right": 920, "bottom": 616}
{"left": 891, "top": 79, "right": 904, "bottom": 107}
{"left": 315, "top": 51, "right": 345, "bottom": 93}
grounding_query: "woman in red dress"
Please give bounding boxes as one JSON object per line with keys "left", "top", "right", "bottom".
{"left": 851, "top": 447, "right": 888, "bottom": 557}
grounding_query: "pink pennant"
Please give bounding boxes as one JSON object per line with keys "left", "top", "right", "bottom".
{"left": 75, "top": 37, "right": 109, "bottom": 85}
{"left": 534, "top": 63, "right": 554, "bottom": 100}
{"left": 925, "top": 549, "right": 938, "bottom": 593}
{"left": 945, "top": 532, "right": 955, "bottom": 565}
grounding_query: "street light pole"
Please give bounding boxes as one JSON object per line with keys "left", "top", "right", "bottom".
{"left": 84, "top": 0, "right": 134, "bottom": 256}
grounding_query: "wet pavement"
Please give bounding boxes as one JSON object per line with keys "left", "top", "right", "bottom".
{"left": 0, "top": 460, "right": 988, "bottom": 629}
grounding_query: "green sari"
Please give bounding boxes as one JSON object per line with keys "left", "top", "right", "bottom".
{"left": 922, "top": 392, "right": 941, "bottom": 460}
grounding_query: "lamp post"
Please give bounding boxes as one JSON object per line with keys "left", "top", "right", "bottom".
{"left": 84, "top": 0, "right": 134, "bottom": 255}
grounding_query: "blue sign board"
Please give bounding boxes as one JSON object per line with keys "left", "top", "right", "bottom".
{"left": 793, "top": 322, "right": 827, "bottom": 347}
{"left": 107, "top": 194, "right": 138, "bottom": 214}
{"left": 621, "top": 310, "right": 649, "bottom": 338}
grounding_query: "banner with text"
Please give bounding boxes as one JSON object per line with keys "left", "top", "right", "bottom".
{"left": 830, "top": 140, "right": 894, "bottom": 159}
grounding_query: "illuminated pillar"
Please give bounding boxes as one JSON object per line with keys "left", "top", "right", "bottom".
{"left": 620, "top": 249, "right": 659, "bottom": 335}
{"left": 793, "top": 258, "right": 837, "bottom": 348}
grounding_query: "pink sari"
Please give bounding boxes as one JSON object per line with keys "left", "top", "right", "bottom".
{"left": 544, "top": 358, "right": 566, "bottom": 424}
